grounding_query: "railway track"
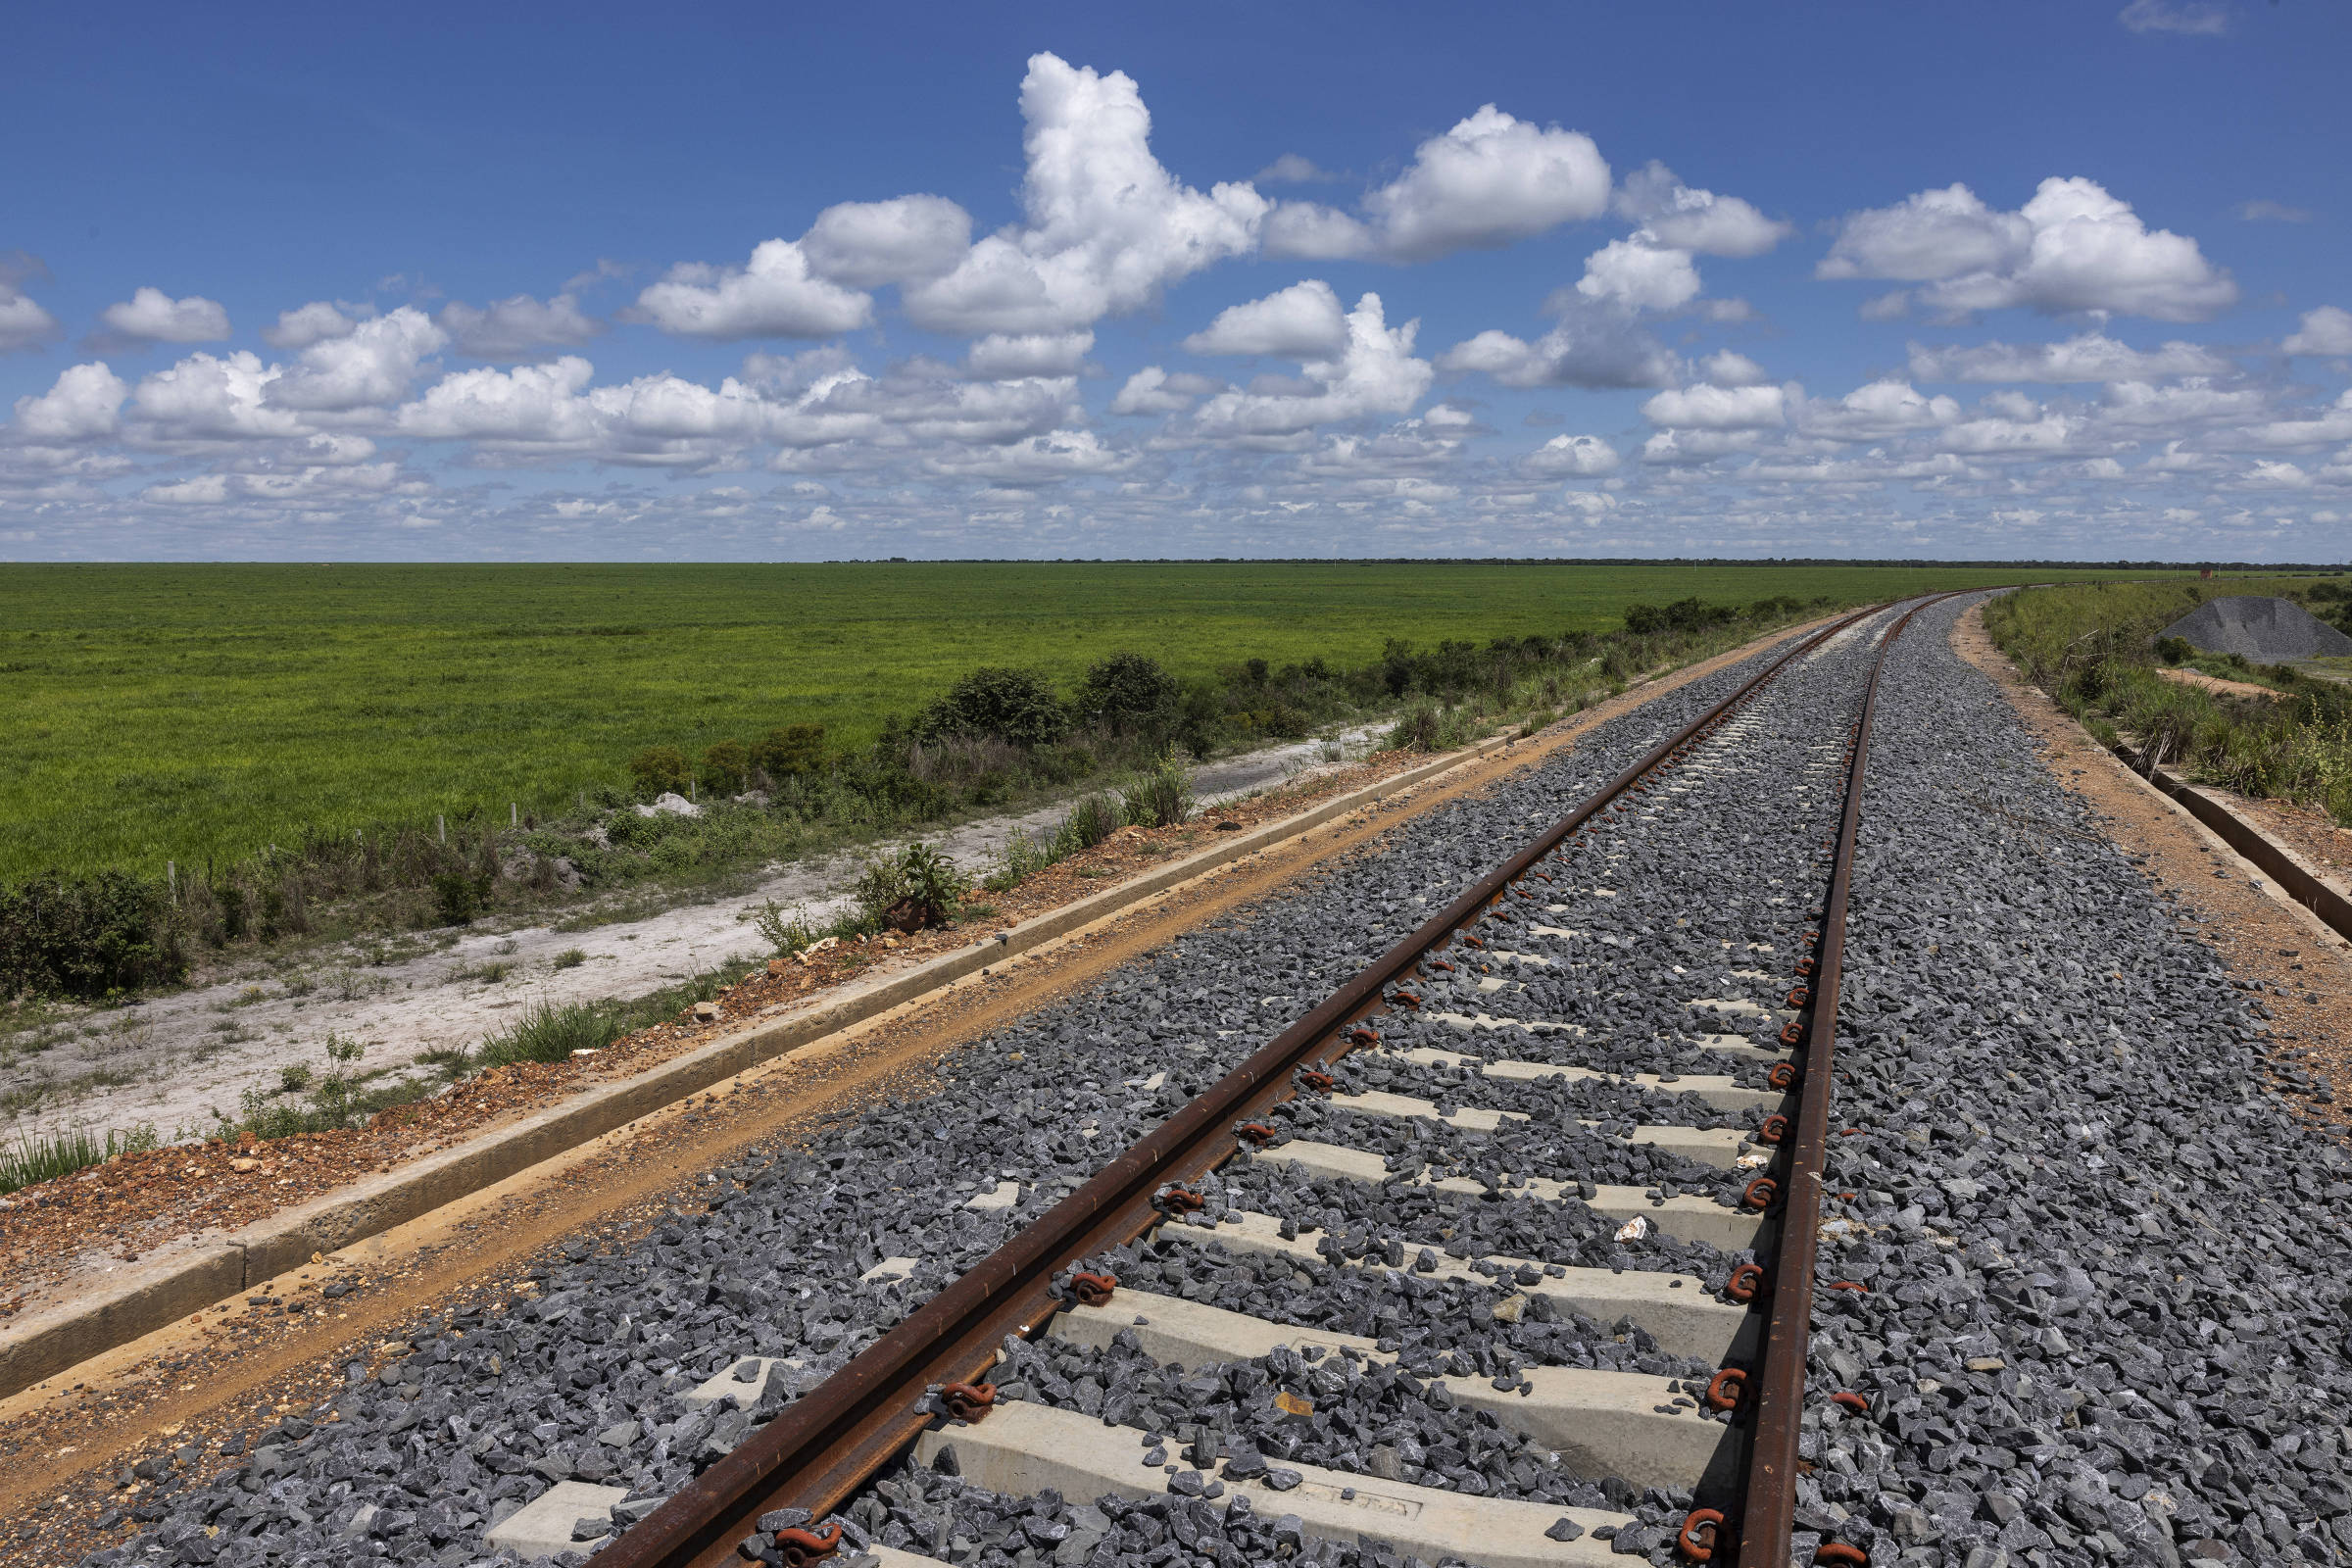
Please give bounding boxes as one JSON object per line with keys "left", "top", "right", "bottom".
{"left": 568, "top": 596, "right": 1955, "bottom": 1568}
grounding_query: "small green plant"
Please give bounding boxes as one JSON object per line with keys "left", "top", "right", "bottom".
{"left": 0, "top": 1122, "right": 162, "bottom": 1194}
{"left": 984, "top": 826, "right": 1054, "bottom": 892}
{"left": 753, "top": 899, "right": 820, "bottom": 956}
{"left": 1122, "top": 754, "right": 1194, "bottom": 828}
{"left": 278, "top": 1063, "right": 313, "bottom": 1093}
{"left": 2155, "top": 635, "right": 2192, "bottom": 664}
{"left": 550, "top": 947, "right": 587, "bottom": 970}
{"left": 1051, "top": 794, "right": 1122, "bottom": 858}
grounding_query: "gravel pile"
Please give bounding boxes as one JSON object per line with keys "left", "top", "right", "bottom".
{"left": 1789, "top": 594, "right": 2352, "bottom": 1567}
{"left": 80, "top": 628, "right": 1850, "bottom": 1568}
{"left": 2160, "top": 595, "right": 2352, "bottom": 662}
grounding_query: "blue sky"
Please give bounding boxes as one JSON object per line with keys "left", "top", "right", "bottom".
{"left": 3, "top": 0, "right": 2348, "bottom": 561}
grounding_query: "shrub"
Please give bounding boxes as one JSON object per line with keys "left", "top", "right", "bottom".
{"left": 551, "top": 947, "right": 587, "bottom": 969}
{"left": 700, "top": 739, "right": 751, "bottom": 795}
{"left": 626, "top": 745, "right": 691, "bottom": 799}
{"left": 1622, "top": 603, "right": 1666, "bottom": 636}
{"left": 2155, "top": 636, "right": 2192, "bottom": 664}
{"left": 430, "top": 870, "right": 490, "bottom": 926}
{"left": 1076, "top": 652, "right": 1179, "bottom": 736}
{"left": 753, "top": 723, "right": 828, "bottom": 780}
{"left": 0, "top": 870, "right": 185, "bottom": 1000}
{"left": 919, "top": 666, "right": 1070, "bottom": 749}
{"left": 852, "top": 842, "right": 969, "bottom": 932}
{"left": 1123, "top": 755, "right": 1195, "bottom": 827}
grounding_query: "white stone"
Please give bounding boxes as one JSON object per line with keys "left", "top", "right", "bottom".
{"left": 964, "top": 1180, "right": 1019, "bottom": 1212}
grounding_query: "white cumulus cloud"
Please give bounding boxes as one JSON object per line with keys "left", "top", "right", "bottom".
{"left": 964, "top": 331, "right": 1094, "bottom": 379}
{"left": 1613, "top": 163, "right": 1790, "bottom": 257}
{"left": 2283, "top": 307, "right": 2352, "bottom": 357}
{"left": 1819, "top": 177, "right": 2236, "bottom": 321}
{"left": 100, "top": 287, "right": 231, "bottom": 343}
{"left": 269, "top": 307, "right": 447, "bottom": 411}
{"left": 801, "top": 195, "right": 974, "bottom": 287}
{"left": 263, "top": 301, "right": 363, "bottom": 350}
{"left": 1642, "top": 382, "right": 1787, "bottom": 430}
{"left": 1697, "top": 351, "right": 1770, "bottom": 387}
{"left": 11, "top": 362, "right": 128, "bottom": 442}
{"left": 1186, "top": 292, "right": 1430, "bottom": 443}
{"left": 1798, "top": 379, "right": 1961, "bottom": 442}
{"left": 1575, "top": 237, "right": 1701, "bottom": 313}
{"left": 1436, "top": 299, "right": 1679, "bottom": 391}
{"left": 398, "top": 357, "right": 601, "bottom": 444}
{"left": 1518, "top": 433, "right": 1620, "bottom": 477}
{"left": 1182, "top": 280, "right": 1348, "bottom": 358}
{"left": 901, "top": 53, "right": 1268, "bottom": 335}
{"left": 634, "top": 239, "right": 874, "bottom": 339}
{"left": 1263, "top": 105, "right": 1608, "bottom": 264}
{"left": 1109, "top": 366, "right": 1222, "bottom": 416}
{"left": 132, "top": 352, "right": 308, "bottom": 440}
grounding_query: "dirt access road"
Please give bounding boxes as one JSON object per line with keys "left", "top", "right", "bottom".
{"left": 1, "top": 728, "right": 1381, "bottom": 1149}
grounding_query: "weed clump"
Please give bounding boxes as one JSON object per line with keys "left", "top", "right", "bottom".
{"left": 0, "top": 1122, "right": 162, "bottom": 1194}
{"left": 1122, "top": 755, "right": 1195, "bottom": 828}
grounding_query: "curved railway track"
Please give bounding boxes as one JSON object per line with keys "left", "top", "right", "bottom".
{"left": 585, "top": 594, "right": 1960, "bottom": 1568}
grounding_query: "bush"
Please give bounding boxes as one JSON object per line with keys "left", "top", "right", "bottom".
{"left": 0, "top": 870, "right": 185, "bottom": 1000}
{"left": 627, "top": 745, "right": 690, "bottom": 799}
{"left": 1123, "top": 755, "right": 1194, "bottom": 827}
{"left": 1386, "top": 701, "right": 1480, "bottom": 753}
{"left": 1076, "top": 652, "right": 1179, "bottom": 736}
{"left": 1052, "top": 794, "right": 1122, "bottom": 858}
{"left": 920, "top": 666, "right": 1070, "bottom": 749}
{"left": 700, "top": 739, "right": 751, "bottom": 795}
{"left": 852, "top": 842, "right": 969, "bottom": 932}
{"left": 753, "top": 723, "right": 827, "bottom": 780}
{"left": 2155, "top": 636, "right": 2193, "bottom": 664}
{"left": 430, "top": 870, "right": 490, "bottom": 926}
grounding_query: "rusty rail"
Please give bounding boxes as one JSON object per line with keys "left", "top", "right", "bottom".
{"left": 598, "top": 604, "right": 1892, "bottom": 1568}
{"left": 1733, "top": 593, "right": 1965, "bottom": 1565}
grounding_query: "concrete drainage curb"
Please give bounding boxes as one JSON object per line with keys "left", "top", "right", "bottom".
{"left": 0, "top": 728, "right": 1534, "bottom": 1399}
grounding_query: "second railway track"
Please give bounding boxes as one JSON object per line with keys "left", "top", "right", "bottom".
{"left": 585, "top": 596, "right": 1953, "bottom": 1568}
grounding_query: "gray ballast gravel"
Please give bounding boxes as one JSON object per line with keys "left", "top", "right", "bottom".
{"left": 1780, "top": 594, "right": 2352, "bottom": 1568}
{"left": 79, "top": 619, "right": 1909, "bottom": 1568}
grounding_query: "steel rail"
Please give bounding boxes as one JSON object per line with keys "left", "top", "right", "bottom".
{"left": 1731, "top": 592, "right": 1967, "bottom": 1566}
{"left": 599, "top": 604, "right": 1889, "bottom": 1568}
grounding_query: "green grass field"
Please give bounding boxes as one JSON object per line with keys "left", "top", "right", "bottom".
{"left": 0, "top": 561, "right": 2184, "bottom": 881}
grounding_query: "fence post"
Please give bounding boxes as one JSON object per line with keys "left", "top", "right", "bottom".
{"left": 438, "top": 814, "right": 446, "bottom": 844}
{"left": 511, "top": 802, "right": 518, "bottom": 827}
{"left": 168, "top": 859, "right": 175, "bottom": 899}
